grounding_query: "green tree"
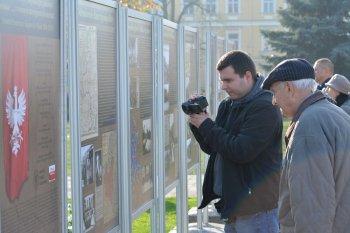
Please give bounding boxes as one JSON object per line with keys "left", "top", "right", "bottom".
{"left": 262, "top": 0, "right": 350, "bottom": 76}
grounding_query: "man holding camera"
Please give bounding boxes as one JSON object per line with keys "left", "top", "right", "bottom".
{"left": 188, "top": 51, "right": 282, "bottom": 233}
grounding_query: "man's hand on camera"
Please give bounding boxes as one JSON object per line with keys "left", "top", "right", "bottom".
{"left": 189, "top": 112, "right": 209, "bottom": 128}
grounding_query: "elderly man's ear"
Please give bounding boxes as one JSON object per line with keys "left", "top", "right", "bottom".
{"left": 285, "top": 81, "right": 295, "bottom": 95}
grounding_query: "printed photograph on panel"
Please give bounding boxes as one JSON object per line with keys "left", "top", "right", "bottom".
{"left": 172, "top": 110, "right": 179, "bottom": 141}
{"left": 83, "top": 193, "right": 96, "bottom": 232}
{"left": 81, "top": 145, "right": 94, "bottom": 187}
{"left": 164, "top": 148, "right": 173, "bottom": 184}
{"left": 130, "top": 110, "right": 153, "bottom": 212}
{"left": 130, "top": 77, "right": 140, "bottom": 109}
{"left": 130, "top": 109, "right": 142, "bottom": 173}
{"left": 129, "top": 37, "right": 140, "bottom": 109}
{"left": 186, "top": 137, "right": 192, "bottom": 151}
{"left": 165, "top": 113, "right": 179, "bottom": 187}
{"left": 142, "top": 118, "right": 152, "bottom": 155}
{"left": 102, "top": 131, "right": 118, "bottom": 225}
{"left": 164, "top": 113, "right": 175, "bottom": 147}
{"left": 163, "top": 43, "right": 170, "bottom": 72}
{"left": 169, "top": 113, "right": 175, "bottom": 140}
{"left": 164, "top": 83, "right": 170, "bottom": 112}
{"left": 78, "top": 24, "right": 99, "bottom": 141}
{"left": 95, "top": 150, "right": 102, "bottom": 187}
{"left": 163, "top": 44, "right": 170, "bottom": 111}
{"left": 129, "top": 37, "right": 139, "bottom": 66}
{"left": 164, "top": 114, "right": 170, "bottom": 147}
{"left": 185, "top": 42, "right": 194, "bottom": 95}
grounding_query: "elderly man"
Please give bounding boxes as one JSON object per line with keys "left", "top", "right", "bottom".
{"left": 313, "top": 58, "right": 334, "bottom": 90}
{"left": 263, "top": 58, "right": 350, "bottom": 233}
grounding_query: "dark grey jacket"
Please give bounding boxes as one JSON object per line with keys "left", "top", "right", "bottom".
{"left": 190, "top": 79, "right": 282, "bottom": 219}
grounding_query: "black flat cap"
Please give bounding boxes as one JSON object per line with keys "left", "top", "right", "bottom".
{"left": 262, "top": 58, "right": 315, "bottom": 90}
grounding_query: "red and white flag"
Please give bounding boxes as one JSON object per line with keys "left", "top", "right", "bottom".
{"left": 2, "top": 34, "right": 29, "bottom": 201}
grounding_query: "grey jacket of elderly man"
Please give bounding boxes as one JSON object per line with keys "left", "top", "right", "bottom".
{"left": 263, "top": 58, "right": 350, "bottom": 233}
{"left": 341, "top": 98, "right": 350, "bottom": 115}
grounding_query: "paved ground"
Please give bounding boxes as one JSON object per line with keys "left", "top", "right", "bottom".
{"left": 168, "top": 175, "right": 225, "bottom": 232}
{"left": 169, "top": 223, "right": 224, "bottom": 233}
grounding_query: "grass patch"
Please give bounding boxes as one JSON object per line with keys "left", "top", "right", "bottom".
{"left": 132, "top": 197, "right": 197, "bottom": 233}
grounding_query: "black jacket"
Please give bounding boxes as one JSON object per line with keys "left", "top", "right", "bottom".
{"left": 190, "top": 89, "right": 282, "bottom": 219}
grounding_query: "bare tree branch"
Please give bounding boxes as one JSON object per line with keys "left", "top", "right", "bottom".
{"left": 177, "top": 0, "right": 204, "bottom": 23}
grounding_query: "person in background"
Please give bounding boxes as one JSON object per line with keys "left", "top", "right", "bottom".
{"left": 189, "top": 50, "right": 282, "bottom": 233}
{"left": 325, "top": 74, "right": 350, "bottom": 115}
{"left": 263, "top": 58, "right": 350, "bottom": 233}
{"left": 313, "top": 58, "right": 334, "bottom": 91}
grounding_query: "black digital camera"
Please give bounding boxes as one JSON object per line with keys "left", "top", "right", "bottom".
{"left": 181, "top": 96, "right": 208, "bottom": 115}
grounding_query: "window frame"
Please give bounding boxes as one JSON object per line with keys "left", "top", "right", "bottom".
{"left": 261, "top": 0, "right": 275, "bottom": 14}
{"left": 205, "top": 0, "right": 217, "bottom": 15}
{"left": 226, "top": 30, "right": 241, "bottom": 50}
{"left": 226, "top": 0, "right": 240, "bottom": 14}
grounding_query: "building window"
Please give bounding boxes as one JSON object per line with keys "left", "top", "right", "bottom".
{"left": 205, "top": 0, "right": 216, "bottom": 15}
{"left": 183, "top": 0, "right": 194, "bottom": 15}
{"left": 228, "top": 0, "right": 239, "bottom": 14}
{"left": 227, "top": 32, "right": 240, "bottom": 50}
{"left": 262, "top": 0, "right": 275, "bottom": 14}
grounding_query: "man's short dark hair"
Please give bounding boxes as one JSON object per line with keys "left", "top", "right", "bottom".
{"left": 216, "top": 50, "right": 257, "bottom": 80}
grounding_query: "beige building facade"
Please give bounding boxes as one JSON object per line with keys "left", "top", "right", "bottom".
{"left": 173, "top": 0, "right": 286, "bottom": 73}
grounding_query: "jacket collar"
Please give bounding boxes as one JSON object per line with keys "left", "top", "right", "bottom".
{"left": 317, "top": 77, "right": 331, "bottom": 90}
{"left": 285, "top": 91, "right": 326, "bottom": 147}
{"left": 230, "top": 75, "right": 264, "bottom": 107}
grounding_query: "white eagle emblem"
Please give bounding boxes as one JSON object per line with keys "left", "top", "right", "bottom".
{"left": 6, "top": 86, "right": 27, "bottom": 156}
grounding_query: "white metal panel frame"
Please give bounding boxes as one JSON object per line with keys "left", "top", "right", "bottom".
{"left": 127, "top": 7, "right": 157, "bottom": 233}
{"left": 177, "top": 24, "right": 188, "bottom": 233}
{"left": 185, "top": 27, "right": 200, "bottom": 172}
{"left": 194, "top": 28, "right": 203, "bottom": 231}
{"left": 71, "top": 1, "right": 121, "bottom": 232}
{"left": 118, "top": 6, "right": 132, "bottom": 233}
{"left": 109, "top": 3, "right": 121, "bottom": 233}
{"left": 185, "top": 30, "right": 202, "bottom": 232}
{"left": 149, "top": 14, "right": 163, "bottom": 233}
{"left": 162, "top": 19, "right": 180, "bottom": 204}
{"left": 162, "top": 19, "right": 182, "bottom": 233}
{"left": 60, "top": 0, "right": 68, "bottom": 232}
{"left": 153, "top": 15, "right": 165, "bottom": 233}
{"left": 210, "top": 34, "right": 219, "bottom": 117}
{"left": 163, "top": 18, "right": 178, "bottom": 30}
{"left": 86, "top": 0, "right": 117, "bottom": 7}
{"left": 69, "top": 0, "right": 83, "bottom": 231}
{"left": 202, "top": 32, "right": 212, "bottom": 226}
{"left": 128, "top": 8, "right": 153, "bottom": 21}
